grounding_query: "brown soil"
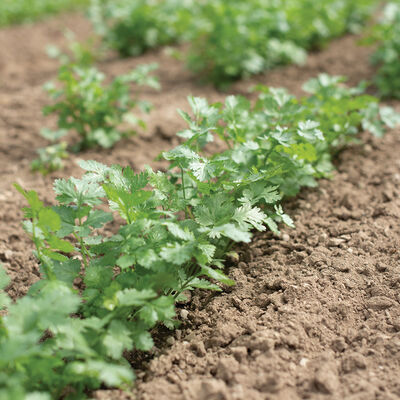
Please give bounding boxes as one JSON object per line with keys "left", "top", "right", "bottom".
{"left": 1, "top": 13, "right": 399, "bottom": 400}
{"left": 130, "top": 129, "right": 400, "bottom": 400}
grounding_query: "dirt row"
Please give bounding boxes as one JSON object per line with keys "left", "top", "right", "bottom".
{"left": 0, "top": 13, "right": 399, "bottom": 400}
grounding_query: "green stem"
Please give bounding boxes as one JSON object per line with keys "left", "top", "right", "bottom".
{"left": 263, "top": 144, "right": 276, "bottom": 168}
{"left": 181, "top": 167, "right": 186, "bottom": 200}
{"left": 174, "top": 275, "right": 197, "bottom": 299}
{"left": 75, "top": 217, "right": 90, "bottom": 269}
{"left": 80, "top": 236, "right": 89, "bottom": 269}
{"left": 32, "top": 217, "right": 55, "bottom": 281}
{"left": 186, "top": 206, "right": 195, "bottom": 220}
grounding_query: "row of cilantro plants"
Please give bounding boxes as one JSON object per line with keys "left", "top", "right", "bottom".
{"left": 32, "top": 0, "right": 400, "bottom": 174}
{"left": 89, "top": 0, "right": 377, "bottom": 85}
{"left": 2, "top": 74, "right": 400, "bottom": 399}
{"left": 365, "top": 1, "right": 400, "bottom": 99}
{"left": 2, "top": 2, "right": 400, "bottom": 399}
{"left": 0, "top": 0, "right": 88, "bottom": 26}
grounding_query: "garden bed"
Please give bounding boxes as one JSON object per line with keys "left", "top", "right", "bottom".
{"left": 0, "top": 13, "right": 399, "bottom": 400}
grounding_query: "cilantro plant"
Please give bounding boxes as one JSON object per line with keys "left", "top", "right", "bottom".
{"left": 31, "top": 142, "right": 69, "bottom": 175}
{"left": 92, "top": 0, "right": 376, "bottom": 85}
{"left": 43, "top": 61, "right": 160, "bottom": 152}
{"left": 186, "top": 0, "right": 375, "bottom": 85}
{"left": 0, "top": 266, "right": 134, "bottom": 400}
{"left": 10, "top": 75, "right": 398, "bottom": 398}
{"left": 0, "top": 0, "right": 89, "bottom": 26}
{"left": 365, "top": 2, "right": 400, "bottom": 98}
{"left": 46, "top": 31, "right": 99, "bottom": 68}
{"left": 89, "top": 0, "right": 193, "bottom": 57}
{"left": 31, "top": 128, "right": 69, "bottom": 175}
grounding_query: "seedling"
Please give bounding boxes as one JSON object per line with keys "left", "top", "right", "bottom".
{"left": 43, "top": 62, "right": 160, "bottom": 151}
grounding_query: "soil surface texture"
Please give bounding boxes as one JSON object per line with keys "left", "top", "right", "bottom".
{"left": 0, "top": 13, "right": 399, "bottom": 400}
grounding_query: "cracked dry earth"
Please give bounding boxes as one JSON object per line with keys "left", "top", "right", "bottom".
{"left": 0, "top": 13, "right": 399, "bottom": 400}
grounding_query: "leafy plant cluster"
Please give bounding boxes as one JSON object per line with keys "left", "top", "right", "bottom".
{"left": 89, "top": 0, "right": 193, "bottom": 57}
{"left": 90, "top": 0, "right": 377, "bottom": 85}
{"left": 365, "top": 2, "right": 400, "bottom": 98}
{"left": 43, "top": 62, "right": 159, "bottom": 151}
{"left": 33, "top": 50, "right": 159, "bottom": 174}
{"left": 3, "top": 75, "right": 398, "bottom": 398}
{"left": 0, "top": 0, "right": 89, "bottom": 27}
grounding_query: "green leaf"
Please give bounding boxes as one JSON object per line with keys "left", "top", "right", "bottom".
{"left": 54, "top": 178, "right": 104, "bottom": 206}
{"left": 208, "top": 223, "right": 252, "bottom": 243}
{"left": 14, "top": 184, "right": 44, "bottom": 213}
{"left": 103, "top": 320, "right": 133, "bottom": 359}
{"left": 261, "top": 186, "right": 281, "bottom": 204}
{"left": 160, "top": 242, "right": 193, "bottom": 265}
{"left": 266, "top": 217, "right": 279, "bottom": 234}
{"left": 297, "top": 120, "right": 324, "bottom": 141}
{"left": 282, "top": 143, "right": 317, "bottom": 161}
{"left": 164, "top": 223, "right": 195, "bottom": 241}
{"left": 78, "top": 159, "right": 109, "bottom": 178}
{"left": 136, "top": 248, "right": 159, "bottom": 269}
{"left": 116, "top": 255, "right": 133, "bottom": 270}
{"left": 26, "top": 393, "right": 52, "bottom": 400}
{"left": 68, "top": 361, "right": 133, "bottom": 387}
{"left": 380, "top": 106, "right": 400, "bottom": 129}
{"left": 117, "top": 289, "right": 157, "bottom": 306}
{"left": 189, "top": 159, "right": 214, "bottom": 181}
{"left": 41, "top": 249, "right": 68, "bottom": 262}
{"left": 275, "top": 205, "right": 295, "bottom": 228}
{"left": 0, "top": 266, "right": 11, "bottom": 310}
{"left": 233, "top": 203, "right": 267, "bottom": 231}
{"left": 47, "top": 235, "right": 74, "bottom": 252}
{"left": 40, "top": 128, "right": 67, "bottom": 142}
{"left": 188, "top": 278, "right": 221, "bottom": 291}
{"left": 132, "top": 329, "right": 154, "bottom": 351}
{"left": 138, "top": 296, "right": 175, "bottom": 326}
{"left": 0, "top": 265, "right": 11, "bottom": 290}
{"left": 85, "top": 264, "right": 113, "bottom": 289}
{"left": 201, "top": 266, "right": 235, "bottom": 286}
{"left": 85, "top": 209, "right": 113, "bottom": 229}
{"left": 53, "top": 259, "right": 81, "bottom": 286}
{"left": 197, "top": 243, "right": 216, "bottom": 263}
{"left": 163, "top": 145, "right": 199, "bottom": 163}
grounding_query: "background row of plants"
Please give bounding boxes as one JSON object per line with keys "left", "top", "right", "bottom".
{"left": 365, "top": 1, "right": 400, "bottom": 98}
{"left": 2, "top": 75, "right": 400, "bottom": 399}
{"left": 32, "top": 0, "right": 400, "bottom": 174}
{"left": 90, "top": 0, "right": 378, "bottom": 85}
{"left": 3, "top": 0, "right": 395, "bottom": 87}
{"left": 0, "top": 0, "right": 89, "bottom": 26}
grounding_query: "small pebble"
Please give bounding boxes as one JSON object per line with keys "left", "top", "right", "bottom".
{"left": 191, "top": 340, "right": 206, "bottom": 357}
{"left": 4, "top": 250, "right": 13, "bottom": 260}
{"left": 300, "top": 358, "right": 308, "bottom": 367}
{"left": 328, "top": 238, "right": 345, "bottom": 247}
{"left": 367, "top": 296, "right": 395, "bottom": 310}
{"left": 375, "top": 263, "right": 388, "bottom": 272}
{"left": 166, "top": 337, "right": 175, "bottom": 346}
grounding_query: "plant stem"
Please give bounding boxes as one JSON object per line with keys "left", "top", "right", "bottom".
{"left": 181, "top": 167, "right": 186, "bottom": 200}
{"left": 76, "top": 217, "right": 90, "bottom": 268}
{"left": 32, "top": 216, "right": 55, "bottom": 281}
